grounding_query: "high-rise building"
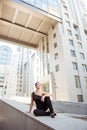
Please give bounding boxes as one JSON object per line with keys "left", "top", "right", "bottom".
{"left": 21, "top": 0, "right": 87, "bottom": 102}
{"left": 0, "top": 45, "right": 12, "bottom": 96}
{"left": 20, "top": 47, "right": 37, "bottom": 97}
{"left": 16, "top": 47, "right": 24, "bottom": 96}
{"left": 0, "top": 44, "right": 18, "bottom": 97}
{"left": 0, "top": 0, "right": 87, "bottom": 102}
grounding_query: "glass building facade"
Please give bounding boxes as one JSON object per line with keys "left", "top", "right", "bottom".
{"left": 0, "top": 46, "right": 12, "bottom": 96}
{"left": 0, "top": 46, "right": 12, "bottom": 65}
{"left": 21, "top": 0, "right": 59, "bottom": 16}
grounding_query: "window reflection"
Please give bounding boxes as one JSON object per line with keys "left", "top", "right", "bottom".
{"left": 48, "top": 0, "right": 58, "bottom": 16}
{"left": 22, "top": 0, "right": 34, "bottom": 5}
{"left": 21, "top": 0, "right": 59, "bottom": 16}
{"left": 36, "top": 0, "right": 48, "bottom": 11}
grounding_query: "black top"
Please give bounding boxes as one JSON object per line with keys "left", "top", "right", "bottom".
{"left": 32, "top": 92, "right": 44, "bottom": 110}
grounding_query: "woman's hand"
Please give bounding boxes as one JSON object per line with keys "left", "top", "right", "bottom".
{"left": 41, "top": 92, "right": 52, "bottom": 102}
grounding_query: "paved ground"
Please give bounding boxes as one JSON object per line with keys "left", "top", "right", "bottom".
{"left": 1, "top": 99, "right": 87, "bottom": 130}
{"left": 32, "top": 113, "right": 87, "bottom": 130}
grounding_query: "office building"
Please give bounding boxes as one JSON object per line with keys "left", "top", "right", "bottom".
{"left": 0, "top": 0, "right": 87, "bottom": 102}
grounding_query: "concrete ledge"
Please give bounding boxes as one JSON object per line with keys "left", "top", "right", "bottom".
{"left": 53, "top": 101, "right": 87, "bottom": 115}
{"left": 0, "top": 99, "right": 54, "bottom": 130}
{"left": 0, "top": 99, "right": 87, "bottom": 130}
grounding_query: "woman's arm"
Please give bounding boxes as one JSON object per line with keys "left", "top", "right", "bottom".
{"left": 42, "top": 92, "right": 52, "bottom": 97}
{"left": 28, "top": 93, "right": 34, "bottom": 113}
{"left": 41, "top": 92, "right": 52, "bottom": 102}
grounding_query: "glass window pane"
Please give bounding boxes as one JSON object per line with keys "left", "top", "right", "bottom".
{"left": 54, "top": 53, "right": 58, "bottom": 60}
{"left": 84, "top": 77, "right": 87, "bottom": 89}
{"left": 69, "top": 39, "right": 74, "bottom": 46}
{"left": 54, "top": 42, "right": 57, "bottom": 48}
{"left": 36, "top": 0, "right": 48, "bottom": 11}
{"left": 80, "top": 53, "right": 85, "bottom": 60}
{"left": 22, "top": 0, "right": 34, "bottom": 5}
{"left": 74, "top": 76, "right": 81, "bottom": 88}
{"left": 77, "top": 95, "right": 83, "bottom": 102}
{"left": 55, "top": 64, "right": 59, "bottom": 72}
{"left": 72, "top": 62, "right": 78, "bottom": 70}
{"left": 48, "top": 0, "right": 58, "bottom": 16}
{"left": 71, "top": 50, "right": 76, "bottom": 57}
{"left": 82, "top": 64, "right": 87, "bottom": 72}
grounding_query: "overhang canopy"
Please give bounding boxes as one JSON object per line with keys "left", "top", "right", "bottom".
{"left": 0, "top": 0, "right": 60, "bottom": 48}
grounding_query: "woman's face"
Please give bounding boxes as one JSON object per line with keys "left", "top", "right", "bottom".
{"left": 36, "top": 82, "right": 40, "bottom": 89}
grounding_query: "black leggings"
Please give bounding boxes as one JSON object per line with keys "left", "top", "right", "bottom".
{"left": 33, "top": 97, "right": 54, "bottom": 116}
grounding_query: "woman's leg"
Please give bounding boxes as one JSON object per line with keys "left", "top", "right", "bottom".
{"left": 43, "top": 97, "right": 56, "bottom": 118}
{"left": 33, "top": 109, "right": 50, "bottom": 116}
{"left": 44, "top": 97, "right": 54, "bottom": 113}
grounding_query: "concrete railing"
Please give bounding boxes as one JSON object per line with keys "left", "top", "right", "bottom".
{"left": 0, "top": 99, "right": 54, "bottom": 130}
{"left": 53, "top": 101, "right": 87, "bottom": 115}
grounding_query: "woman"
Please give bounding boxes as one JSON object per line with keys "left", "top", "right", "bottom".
{"left": 27, "top": 82, "right": 56, "bottom": 118}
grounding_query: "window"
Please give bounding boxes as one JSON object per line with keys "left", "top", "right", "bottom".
{"left": 77, "top": 95, "right": 83, "bottom": 102}
{"left": 72, "top": 62, "right": 78, "bottom": 70}
{"left": 54, "top": 53, "right": 58, "bottom": 60}
{"left": 0, "top": 85, "right": 3, "bottom": 87}
{"left": 5, "top": 86, "right": 7, "bottom": 89}
{"left": 80, "top": 53, "right": 85, "bottom": 60}
{"left": 47, "top": 42, "right": 49, "bottom": 53}
{"left": 54, "top": 42, "right": 57, "bottom": 48}
{"left": 73, "top": 24, "right": 78, "bottom": 31}
{"left": 52, "top": 25, "right": 55, "bottom": 30}
{"left": 66, "top": 21, "right": 70, "bottom": 28}
{"left": 0, "top": 47, "right": 11, "bottom": 65}
{"left": 53, "top": 33, "right": 56, "bottom": 38}
{"left": 20, "top": 84, "right": 22, "bottom": 87}
{"left": 0, "top": 73, "right": 5, "bottom": 79}
{"left": 75, "top": 34, "right": 79, "bottom": 40}
{"left": 48, "top": 0, "right": 58, "bottom": 16}
{"left": 67, "top": 30, "right": 72, "bottom": 35}
{"left": 47, "top": 63, "right": 50, "bottom": 74}
{"left": 70, "top": 50, "right": 76, "bottom": 57}
{"left": 22, "top": 0, "right": 34, "bottom": 6}
{"left": 78, "top": 42, "right": 82, "bottom": 49}
{"left": 65, "top": 13, "right": 69, "bottom": 19}
{"left": 36, "top": 0, "right": 48, "bottom": 11}
{"left": 74, "top": 25, "right": 81, "bottom": 40}
{"left": 19, "top": 89, "right": 22, "bottom": 92}
{"left": 61, "top": 0, "right": 66, "bottom": 5}
{"left": 84, "top": 30, "right": 87, "bottom": 35}
{"left": 55, "top": 64, "right": 59, "bottom": 72}
{"left": 63, "top": 5, "right": 67, "bottom": 11}
{"left": 4, "top": 91, "right": 6, "bottom": 95}
{"left": 74, "top": 76, "right": 81, "bottom": 88}
{"left": 84, "top": 77, "right": 87, "bottom": 89}
{"left": 69, "top": 39, "right": 74, "bottom": 46}
{"left": 82, "top": 64, "right": 87, "bottom": 72}
{"left": 42, "top": 83, "right": 49, "bottom": 92}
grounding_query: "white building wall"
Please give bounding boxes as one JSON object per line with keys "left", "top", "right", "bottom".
{"left": 15, "top": 0, "right": 87, "bottom": 102}
{"left": 20, "top": 0, "right": 87, "bottom": 102}
{"left": 47, "top": 0, "right": 87, "bottom": 102}
{"left": 48, "top": 23, "right": 70, "bottom": 101}
{"left": 35, "top": 0, "right": 87, "bottom": 102}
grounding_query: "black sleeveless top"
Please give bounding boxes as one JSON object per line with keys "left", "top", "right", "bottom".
{"left": 32, "top": 92, "right": 44, "bottom": 110}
